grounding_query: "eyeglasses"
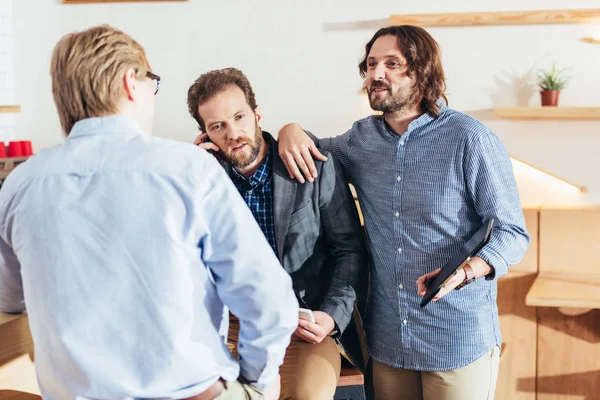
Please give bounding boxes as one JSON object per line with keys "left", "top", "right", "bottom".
{"left": 146, "top": 71, "right": 161, "bottom": 95}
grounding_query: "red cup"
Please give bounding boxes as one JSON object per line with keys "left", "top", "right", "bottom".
{"left": 7, "top": 142, "right": 23, "bottom": 157}
{"left": 20, "top": 141, "right": 33, "bottom": 156}
{"left": 0, "top": 143, "right": 6, "bottom": 158}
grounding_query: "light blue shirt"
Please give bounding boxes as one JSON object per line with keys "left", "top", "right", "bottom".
{"left": 311, "top": 100, "right": 529, "bottom": 371}
{"left": 0, "top": 116, "right": 298, "bottom": 400}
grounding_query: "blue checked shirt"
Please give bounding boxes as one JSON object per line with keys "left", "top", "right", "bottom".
{"left": 231, "top": 143, "right": 278, "bottom": 256}
{"left": 310, "top": 99, "right": 530, "bottom": 371}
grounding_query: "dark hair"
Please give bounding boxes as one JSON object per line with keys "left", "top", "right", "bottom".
{"left": 187, "top": 67, "right": 257, "bottom": 131}
{"left": 358, "top": 25, "right": 447, "bottom": 117}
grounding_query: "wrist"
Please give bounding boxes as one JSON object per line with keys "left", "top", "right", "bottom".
{"left": 469, "top": 256, "right": 493, "bottom": 278}
{"left": 455, "top": 263, "right": 476, "bottom": 290}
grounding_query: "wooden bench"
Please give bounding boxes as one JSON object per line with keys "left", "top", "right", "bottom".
{"left": 334, "top": 363, "right": 365, "bottom": 400}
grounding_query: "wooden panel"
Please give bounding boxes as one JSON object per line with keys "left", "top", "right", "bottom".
{"left": 0, "top": 314, "right": 33, "bottom": 367}
{"left": 526, "top": 273, "right": 600, "bottom": 309}
{"left": 511, "top": 209, "right": 538, "bottom": 274}
{"left": 389, "top": 9, "right": 600, "bottom": 27}
{"left": 63, "top": 0, "right": 186, "bottom": 3}
{"left": 533, "top": 308, "right": 600, "bottom": 400}
{"left": 497, "top": 272, "right": 538, "bottom": 400}
{"left": 539, "top": 208, "right": 600, "bottom": 275}
{"left": 338, "top": 365, "right": 364, "bottom": 386}
{"left": 0, "top": 106, "right": 20, "bottom": 114}
{"left": 493, "top": 107, "right": 600, "bottom": 120}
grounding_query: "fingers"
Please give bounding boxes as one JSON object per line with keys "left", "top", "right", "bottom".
{"left": 299, "top": 147, "right": 318, "bottom": 180}
{"left": 193, "top": 132, "right": 208, "bottom": 145}
{"left": 417, "top": 268, "right": 442, "bottom": 296}
{"left": 290, "top": 148, "right": 314, "bottom": 183}
{"left": 425, "top": 268, "right": 442, "bottom": 279}
{"left": 309, "top": 144, "right": 328, "bottom": 162}
{"left": 199, "top": 142, "right": 220, "bottom": 153}
{"left": 295, "top": 326, "right": 318, "bottom": 344}
{"left": 283, "top": 153, "right": 306, "bottom": 183}
{"left": 433, "top": 270, "right": 467, "bottom": 301}
{"left": 281, "top": 146, "right": 318, "bottom": 183}
{"left": 416, "top": 277, "right": 430, "bottom": 296}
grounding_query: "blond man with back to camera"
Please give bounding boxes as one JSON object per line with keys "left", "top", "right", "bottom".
{"left": 0, "top": 25, "right": 298, "bottom": 400}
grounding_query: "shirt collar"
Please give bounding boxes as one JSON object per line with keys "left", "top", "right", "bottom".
{"left": 68, "top": 116, "right": 147, "bottom": 140}
{"left": 378, "top": 97, "right": 448, "bottom": 141}
{"left": 406, "top": 97, "right": 448, "bottom": 131}
{"left": 231, "top": 140, "right": 272, "bottom": 188}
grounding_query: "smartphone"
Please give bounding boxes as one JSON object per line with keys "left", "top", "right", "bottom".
{"left": 202, "top": 135, "right": 215, "bottom": 155}
{"left": 299, "top": 308, "right": 315, "bottom": 323}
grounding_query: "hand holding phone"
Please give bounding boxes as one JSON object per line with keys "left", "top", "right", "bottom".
{"left": 193, "top": 132, "right": 220, "bottom": 155}
{"left": 299, "top": 308, "right": 315, "bottom": 323}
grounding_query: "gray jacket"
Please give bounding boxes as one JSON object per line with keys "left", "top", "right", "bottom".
{"left": 223, "top": 132, "right": 368, "bottom": 370}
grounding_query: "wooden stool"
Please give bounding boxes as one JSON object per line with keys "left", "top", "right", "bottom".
{"left": 334, "top": 363, "right": 365, "bottom": 400}
{"left": 0, "top": 391, "right": 41, "bottom": 400}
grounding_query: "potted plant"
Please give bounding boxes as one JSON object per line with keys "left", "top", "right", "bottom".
{"left": 537, "top": 61, "right": 569, "bottom": 107}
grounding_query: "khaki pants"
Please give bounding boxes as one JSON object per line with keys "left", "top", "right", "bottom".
{"left": 213, "top": 379, "right": 264, "bottom": 400}
{"left": 227, "top": 317, "right": 341, "bottom": 400}
{"left": 373, "top": 346, "right": 500, "bottom": 400}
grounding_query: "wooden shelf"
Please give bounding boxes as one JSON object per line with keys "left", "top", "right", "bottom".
{"left": 525, "top": 273, "right": 600, "bottom": 309}
{"left": 0, "top": 106, "right": 20, "bottom": 114}
{"left": 338, "top": 364, "right": 364, "bottom": 387}
{"left": 581, "top": 37, "right": 600, "bottom": 44}
{"left": 390, "top": 9, "right": 600, "bottom": 27}
{"left": 493, "top": 107, "right": 600, "bottom": 120}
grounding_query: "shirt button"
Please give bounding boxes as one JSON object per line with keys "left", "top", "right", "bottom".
{"left": 248, "top": 190, "right": 253, "bottom": 195}
{"left": 400, "top": 141, "right": 405, "bottom": 146}
{"left": 403, "top": 319, "right": 408, "bottom": 324}
{"left": 395, "top": 212, "right": 399, "bottom": 217}
{"left": 396, "top": 176, "right": 401, "bottom": 182}
{"left": 397, "top": 248, "right": 402, "bottom": 254}
{"left": 399, "top": 283, "right": 404, "bottom": 289}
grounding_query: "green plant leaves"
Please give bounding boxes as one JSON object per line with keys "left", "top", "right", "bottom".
{"left": 537, "top": 61, "right": 569, "bottom": 91}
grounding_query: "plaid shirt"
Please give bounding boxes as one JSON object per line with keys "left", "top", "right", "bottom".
{"left": 231, "top": 145, "right": 278, "bottom": 256}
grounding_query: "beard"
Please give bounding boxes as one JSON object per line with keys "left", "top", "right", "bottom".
{"left": 223, "top": 122, "right": 263, "bottom": 169}
{"left": 367, "top": 81, "right": 417, "bottom": 113}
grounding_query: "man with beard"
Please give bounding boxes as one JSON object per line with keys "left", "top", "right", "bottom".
{"left": 187, "top": 68, "right": 368, "bottom": 400}
{"left": 275, "top": 26, "right": 530, "bottom": 400}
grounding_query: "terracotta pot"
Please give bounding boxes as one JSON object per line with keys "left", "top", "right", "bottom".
{"left": 540, "top": 90, "right": 560, "bottom": 106}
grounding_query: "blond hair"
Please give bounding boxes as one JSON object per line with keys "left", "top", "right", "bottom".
{"left": 50, "top": 25, "right": 150, "bottom": 134}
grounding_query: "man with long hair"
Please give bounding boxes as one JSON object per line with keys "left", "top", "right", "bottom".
{"left": 276, "top": 25, "right": 530, "bottom": 400}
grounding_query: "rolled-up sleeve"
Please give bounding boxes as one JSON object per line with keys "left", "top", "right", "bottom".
{"left": 196, "top": 162, "right": 298, "bottom": 390}
{"left": 464, "top": 130, "right": 530, "bottom": 280}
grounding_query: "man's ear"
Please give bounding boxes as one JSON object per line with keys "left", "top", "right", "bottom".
{"left": 123, "top": 68, "right": 138, "bottom": 101}
{"left": 255, "top": 105, "right": 262, "bottom": 127}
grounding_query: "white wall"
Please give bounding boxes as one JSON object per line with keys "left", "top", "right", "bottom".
{"left": 0, "top": 0, "right": 16, "bottom": 141}
{"left": 10, "top": 0, "right": 600, "bottom": 205}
